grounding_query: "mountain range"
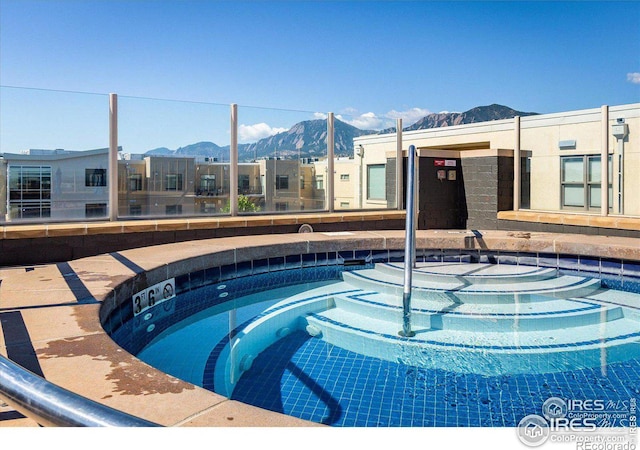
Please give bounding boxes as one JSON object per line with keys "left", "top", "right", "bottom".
{"left": 146, "top": 104, "right": 538, "bottom": 162}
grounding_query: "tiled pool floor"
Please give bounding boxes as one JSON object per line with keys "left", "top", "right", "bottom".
{"left": 231, "top": 330, "right": 640, "bottom": 427}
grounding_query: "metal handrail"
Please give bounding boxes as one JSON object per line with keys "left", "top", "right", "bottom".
{"left": 400, "top": 144, "right": 416, "bottom": 337}
{"left": 0, "top": 354, "right": 161, "bottom": 427}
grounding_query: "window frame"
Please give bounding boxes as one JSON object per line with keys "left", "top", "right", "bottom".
{"left": 560, "top": 154, "right": 612, "bottom": 211}
{"left": 367, "top": 164, "right": 386, "bottom": 201}
{"left": 85, "top": 168, "right": 107, "bottom": 187}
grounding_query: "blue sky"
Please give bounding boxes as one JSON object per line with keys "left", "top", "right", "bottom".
{"left": 1, "top": 0, "right": 639, "bottom": 152}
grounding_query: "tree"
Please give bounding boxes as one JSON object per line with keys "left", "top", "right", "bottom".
{"left": 221, "top": 195, "right": 261, "bottom": 213}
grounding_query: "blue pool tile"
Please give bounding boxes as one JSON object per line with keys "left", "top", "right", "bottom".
{"left": 478, "top": 252, "right": 498, "bottom": 264}
{"left": 120, "top": 252, "right": 640, "bottom": 429}
{"left": 302, "top": 253, "right": 316, "bottom": 268}
{"left": 236, "top": 261, "right": 252, "bottom": 278}
{"left": 327, "top": 252, "right": 338, "bottom": 266}
{"left": 442, "top": 250, "right": 462, "bottom": 262}
{"left": 316, "top": 252, "right": 328, "bottom": 266}
{"left": 285, "top": 254, "right": 302, "bottom": 270}
{"left": 496, "top": 253, "right": 518, "bottom": 265}
{"left": 338, "top": 251, "right": 354, "bottom": 262}
{"left": 388, "top": 250, "right": 405, "bottom": 262}
{"left": 579, "top": 256, "right": 600, "bottom": 274}
{"left": 558, "top": 254, "right": 580, "bottom": 271}
{"left": 623, "top": 262, "right": 640, "bottom": 278}
{"left": 252, "top": 258, "right": 270, "bottom": 274}
{"left": 220, "top": 263, "right": 237, "bottom": 280}
{"left": 355, "top": 250, "right": 372, "bottom": 262}
{"left": 174, "top": 273, "right": 190, "bottom": 294}
{"left": 268, "top": 256, "right": 285, "bottom": 272}
{"left": 371, "top": 250, "right": 389, "bottom": 263}
{"left": 517, "top": 253, "right": 538, "bottom": 267}
{"left": 204, "top": 266, "right": 220, "bottom": 284}
{"left": 228, "top": 329, "right": 640, "bottom": 428}
{"left": 601, "top": 258, "right": 623, "bottom": 276}
{"left": 538, "top": 253, "right": 558, "bottom": 269}
{"left": 189, "top": 269, "right": 206, "bottom": 290}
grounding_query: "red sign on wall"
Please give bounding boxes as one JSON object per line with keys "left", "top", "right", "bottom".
{"left": 434, "top": 159, "right": 456, "bottom": 167}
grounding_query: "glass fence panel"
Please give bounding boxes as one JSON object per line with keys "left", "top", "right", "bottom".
{"left": 334, "top": 111, "right": 397, "bottom": 211}
{"left": 237, "top": 106, "right": 325, "bottom": 214}
{"left": 118, "top": 96, "right": 230, "bottom": 218}
{"left": 0, "top": 87, "right": 109, "bottom": 224}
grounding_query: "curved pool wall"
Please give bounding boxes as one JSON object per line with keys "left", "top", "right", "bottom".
{"left": 3, "top": 229, "right": 640, "bottom": 427}
{"left": 99, "top": 231, "right": 640, "bottom": 425}
{"left": 106, "top": 244, "right": 640, "bottom": 362}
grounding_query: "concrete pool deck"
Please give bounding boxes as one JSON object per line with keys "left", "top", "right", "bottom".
{"left": 1, "top": 229, "right": 640, "bottom": 427}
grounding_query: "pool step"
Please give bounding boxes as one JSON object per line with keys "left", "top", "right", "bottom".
{"left": 377, "top": 262, "right": 559, "bottom": 284}
{"left": 341, "top": 268, "right": 603, "bottom": 303}
{"left": 332, "top": 291, "right": 626, "bottom": 332}
{"left": 304, "top": 308, "right": 640, "bottom": 375}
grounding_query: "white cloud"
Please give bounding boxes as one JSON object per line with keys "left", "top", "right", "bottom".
{"left": 313, "top": 112, "right": 327, "bottom": 120}
{"left": 337, "top": 112, "right": 384, "bottom": 130}
{"left": 335, "top": 107, "right": 433, "bottom": 130}
{"left": 385, "top": 108, "right": 432, "bottom": 126}
{"left": 238, "top": 123, "right": 287, "bottom": 143}
{"left": 627, "top": 72, "right": 640, "bottom": 84}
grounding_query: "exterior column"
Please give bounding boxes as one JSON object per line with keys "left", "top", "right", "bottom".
{"left": 513, "top": 115, "right": 521, "bottom": 211}
{"left": 601, "top": 105, "right": 609, "bottom": 216}
{"left": 327, "top": 112, "right": 335, "bottom": 212}
{"left": 230, "top": 103, "right": 238, "bottom": 216}
{"left": 108, "top": 93, "right": 118, "bottom": 221}
{"left": 396, "top": 118, "right": 403, "bottom": 210}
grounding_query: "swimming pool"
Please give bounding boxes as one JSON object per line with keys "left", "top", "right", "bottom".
{"left": 116, "top": 249, "right": 640, "bottom": 428}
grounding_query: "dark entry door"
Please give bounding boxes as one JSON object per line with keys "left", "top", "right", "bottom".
{"left": 415, "top": 157, "right": 467, "bottom": 229}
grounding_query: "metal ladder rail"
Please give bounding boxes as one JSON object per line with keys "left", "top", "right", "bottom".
{"left": 0, "top": 354, "right": 161, "bottom": 427}
{"left": 400, "top": 144, "right": 416, "bottom": 337}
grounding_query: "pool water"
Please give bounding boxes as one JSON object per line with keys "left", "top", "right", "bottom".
{"left": 230, "top": 330, "right": 640, "bottom": 427}
{"left": 136, "top": 261, "right": 640, "bottom": 427}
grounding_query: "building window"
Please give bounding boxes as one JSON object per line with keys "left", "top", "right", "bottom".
{"left": 129, "top": 205, "right": 142, "bottom": 216}
{"left": 561, "top": 155, "right": 612, "bottom": 210}
{"left": 340, "top": 201, "right": 350, "bottom": 208}
{"left": 315, "top": 175, "right": 324, "bottom": 190}
{"left": 300, "top": 175, "right": 305, "bottom": 189}
{"left": 166, "top": 204, "right": 183, "bottom": 215}
{"left": 8, "top": 165, "right": 52, "bottom": 219}
{"left": 239, "top": 175, "right": 250, "bottom": 192}
{"left": 275, "top": 175, "right": 289, "bottom": 190}
{"left": 85, "top": 203, "right": 107, "bottom": 218}
{"left": 340, "top": 174, "right": 350, "bottom": 181}
{"left": 165, "top": 174, "right": 183, "bottom": 191}
{"left": 200, "top": 202, "right": 217, "bottom": 214}
{"left": 367, "top": 164, "right": 386, "bottom": 200}
{"left": 275, "top": 202, "right": 288, "bottom": 211}
{"left": 200, "top": 175, "right": 216, "bottom": 194}
{"left": 128, "top": 174, "right": 142, "bottom": 191}
{"left": 85, "top": 169, "right": 107, "bottom": 187}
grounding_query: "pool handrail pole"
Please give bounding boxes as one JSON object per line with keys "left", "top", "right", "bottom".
{"left": 0, "top": 354, "right": 161, "bottom": 427}
{"left": 400, "top": 144, "right": 416, "bottom": 337}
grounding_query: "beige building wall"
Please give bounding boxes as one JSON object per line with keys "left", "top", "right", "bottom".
{"left": 0, "top": 159, "right": 6, "bottom": 218}
{"left": 521, "top": 104, "right": 640, "bottom": 215}
{"left": 354, "top": 103, "right": 640, "bottom": 217}
{"left": 611, "top": 104, "right": 640, "bottom": 216}
{"left": 334, "top": 157, "right": 359, "bottom": 210}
